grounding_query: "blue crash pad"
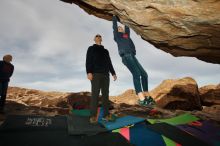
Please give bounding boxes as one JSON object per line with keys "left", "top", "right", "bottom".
{"left": 130, "top": 122, "right": 166, "bottom": 146}
{"left": 100, "top": 115, "right": 145, "bottom": 130}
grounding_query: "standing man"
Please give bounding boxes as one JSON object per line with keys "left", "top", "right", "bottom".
{"left": 86, "top": 34, "right": 117, "bottom": 124}
{"left": 0, "top": 54, "right": 14, "bottom": 113}
{"left": 112, "top": 15, "right": 155, "bottom": 106}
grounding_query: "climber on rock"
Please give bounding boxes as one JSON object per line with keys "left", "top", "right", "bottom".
{"left": 112, "top": 15, "right": 155, "bottom": 107}
{"left": 0, "top": 54, "right": 14, "bottom": 113}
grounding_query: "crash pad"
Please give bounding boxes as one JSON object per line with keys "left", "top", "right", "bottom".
{"left": 71, "top": 109, "right": 91, "bottom": 117}
{"left": 0, "top": 115, "right": 67, "bottom": 131}
{"left": 146, "top": 123, "right": 209, "bottom": 146}
{"left": 177, "top": 120, "right": 220, "bottom": 146}
{"left": 71, "top": 107, "right": 104, "bottom": 122}
{"left": 67, "top": 114, "right": 107, "bottom": 136}
{"left": 147, "top": 113, "right": 199, "bottom": 125}
{"left": 0, "top": 115, "right": 133, "bottom": 146}
{"left": 100, "top": 115, "right": 145, "bottom": 130}
{"left": 130, "top": 122, "right": 166, "bottom": 146}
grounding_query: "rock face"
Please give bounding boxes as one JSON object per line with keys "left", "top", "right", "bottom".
{"left": 194, "top": 105, "right": 220, "bottom": 122}
{"left": 67, "top": 92, "right": 115, "bottom": 110}
{"left": 3, "top": 87, "right": 71, "bottom": 116}
{"left": 7, "top": 87, "right": 69, "bottom": 108}
{"left": 110, "top": 89, "right": 138, "bottom": 105}
{"left": 150, "top": 77, "right": 202, "bottom": 110}
{"left": 66, "top": 92, "right": 91, "bottom": 109}
{"left": 199, "top": 84, "right": 220, "bottom": 106}
{"left": 61, "top": 0, "right": 220, "bottom": 64}
{"left": 2, "top": 80, "right": 220, "bottom": 122}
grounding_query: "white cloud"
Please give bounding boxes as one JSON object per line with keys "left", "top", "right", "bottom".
{"left": 17, "top": 78, "right": 90, "bottom": 92}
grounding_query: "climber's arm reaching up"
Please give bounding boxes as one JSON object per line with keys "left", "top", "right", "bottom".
{"left": 112, "top": 15, "right": 119, "bottom": 41}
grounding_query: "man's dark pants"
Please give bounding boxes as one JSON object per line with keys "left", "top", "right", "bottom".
{"left": 0, "top": 81, "right": 9, "bottom": 110}
{"left": 90, "top": 73, "right": 110, "bottom": 117}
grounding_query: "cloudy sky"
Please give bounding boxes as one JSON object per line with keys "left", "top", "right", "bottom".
{"left": 0, "top": 0, "right": 219, "bottom": 95}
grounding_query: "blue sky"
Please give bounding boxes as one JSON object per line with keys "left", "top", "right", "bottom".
{"left": 0, "top": 0, "right": 219, "bottom": 95}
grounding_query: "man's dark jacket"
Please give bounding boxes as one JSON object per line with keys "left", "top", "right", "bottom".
{"left": 86, "top": 44, "right": 116, "bottom": 75}
{"left": 0, "top": 61, "right": 14, "bottom": 82}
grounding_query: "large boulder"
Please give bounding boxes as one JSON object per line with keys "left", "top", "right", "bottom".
{"left": 110, "top": 89, "right": 138, "bottom": 105}
{"left": 199, "top": 84, "right": 220, "bottom": 106}
{"left": 193, "top": 105, "right": 220, "bottom": 121}
{"left": 61, "top": 0, "right": 220, "bottom": 64}
{"left": 150, "top": 77, "right": 202, "bottom": 110}
{"left": 67, "top": 92, "right": 115, "bottom": 110}
{"left": 7, "top": 87, "right": 69, "bottom": 108}
{"left": 66, "top": 92, "right": 91, "bottom": 109}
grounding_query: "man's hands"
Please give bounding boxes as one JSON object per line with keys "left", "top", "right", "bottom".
{"left": 87, "top": 73, "right": 117, "bottom": 81}
{"left": 87, "top": 73, "right": 93, "bottom": 81}
{"left": 113, "top": 75, "right": 117, "bottom": 81}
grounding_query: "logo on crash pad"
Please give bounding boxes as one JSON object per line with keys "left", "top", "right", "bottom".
{"left": 25, "top": 117, "right": 52, "bottom": 127}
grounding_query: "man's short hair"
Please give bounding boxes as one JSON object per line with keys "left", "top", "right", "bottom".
{"left": 118, "top": 26, "right": 124, "bottom": 29}
{"left": 95, "top": 34, "right": 102, "bottom": 38}
{"left": 3, "top": 54, "right": 12, "bottom": 62}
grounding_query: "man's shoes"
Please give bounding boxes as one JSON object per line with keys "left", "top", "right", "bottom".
{"left": 89, "top": 116, "right": 98, "bottom": 124}
{"left": 102, "top": 114, "right": 116, "bottom": 122}
{"left": 138, "top": 96, "right": 156, "bottom": 107}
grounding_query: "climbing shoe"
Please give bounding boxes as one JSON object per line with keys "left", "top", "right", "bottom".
{"left": 89, "top": 116, "right": 98, "bottom": 124}
{"left": 102, "top": 114, "right": 116, "bottom": 122}
{"left": 138, "top": 96, "right": 156, "bottom": 107}
{"left": 145, "top": 96, "right": 156, "bottom": 105}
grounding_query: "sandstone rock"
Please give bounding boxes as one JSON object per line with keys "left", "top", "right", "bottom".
{"left": 193, "top": 105, "right": 220, "bottom": 121}
{"left": 2, "top": 100, "right": 69, "bottom": 117}
{"left": 61, "top": 0, "right": 220, "bottom": 64}
{"left": 199, "top": 84, "right": 220, "bottom": 106}
{"left": 67, "top": 92, "right": 115, "bottom": 109}
{"left": 110, "top": 89, "right": 138, "bottom": 105}
{"left": 202, "top": 105, "right": 220, "bottom": 115}
{"left": 150, "top": 77, "right": 202, "bottom": 110}
{"left": 66, "top": 92, "right": 91, "bottom": 109}
{"left": 2, "top": 86, "right": 220, "bottom": 123}
{"left": 7, "top": 87, "right": 69, "bottom": 108}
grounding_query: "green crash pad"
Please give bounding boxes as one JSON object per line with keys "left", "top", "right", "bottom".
{"left": 71, "top": 109, "right": 91, "bottom": 116}
{"left": 71, "top": 108, "right": 106, "bottom": 122}
{"left": 162, "top": 136, "right": 177, "bottom": 146}
{"left": 147, "top": 113, "right": 199, "bottom": 125}
{"left": 147, "top": 113, "right": 199, "bottom": 146}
